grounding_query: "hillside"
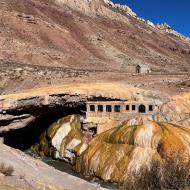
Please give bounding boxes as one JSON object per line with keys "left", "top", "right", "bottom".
{"left": 0, "top": 0, "right": 190, "bottom": 94}
{"left": 1, "top": 0, "right": 190, "bottom": 71}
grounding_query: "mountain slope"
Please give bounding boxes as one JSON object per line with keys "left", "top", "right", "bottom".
{"left": 0, "top": 0, "right": 190, "bottom": 73}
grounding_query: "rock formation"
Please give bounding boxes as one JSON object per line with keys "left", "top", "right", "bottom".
{"left": 0, "top": 83, "right": 162, "bottom": 133}
{"left": 160, "top": 92, "right": 190, "bottom": 127}
{"left": 32, "top": 115, "right": 89, "bottom": 163}
{"left": 0, "top": 143, "right": 107, "bottom": 190}
{"left": 75, "top": 121, "right": 190, "bottom": 184}
{"left": 34, "top": 114, "right": 190, "bottom": 188}
{"left": 0, "top": 0, "right": 189, "bottom": 189}
{"left": 0, "top": 83, "right": 189, "bottom": 134}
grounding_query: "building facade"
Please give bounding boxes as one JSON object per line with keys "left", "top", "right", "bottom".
{"left": 136, "top": 64, "right": 151, "bottom": 74}
{"left": 85, "top": 100, "right": 159, "bottom": 134}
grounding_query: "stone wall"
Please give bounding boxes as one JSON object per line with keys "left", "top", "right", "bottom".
{"left": 85, "top": 101, "right": 159, "bottom": 133}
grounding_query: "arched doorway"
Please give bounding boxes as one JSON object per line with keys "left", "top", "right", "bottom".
{"left": 139, "top": 104, "right": 146, "bottom": 113}
{"left": 136, "top": 65, "right": 141, "bottom": 73}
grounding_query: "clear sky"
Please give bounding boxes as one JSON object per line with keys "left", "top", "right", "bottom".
{"left": 112, "top": 0, "right": 190, "bottom": 37}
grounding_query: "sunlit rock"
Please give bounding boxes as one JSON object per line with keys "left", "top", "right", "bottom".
{"left": 74, "top": 121, "right": 190, "bottom": 184}
{"left": 33, "top": 115, "right": 87, "bottom": 163}
{"left": 32, "top": 111, "right": 190, "bottom": 187}
{"left": 160, "top": 92, "right": 190, "bottom": 127}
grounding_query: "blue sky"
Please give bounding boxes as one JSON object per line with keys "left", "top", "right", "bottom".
{"left": 112, "top": 0, "right": 190, "bottom": 37}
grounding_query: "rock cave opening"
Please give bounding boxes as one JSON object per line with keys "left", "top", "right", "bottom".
{"left": 2, "top": 105, "right": 86, "bottom": 151}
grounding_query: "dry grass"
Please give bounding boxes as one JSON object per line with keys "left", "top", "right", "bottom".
{"left": 0, "top": 163, "right": 14, "bottom": 176}
{"left": 121, "top": 155, "right": 190, "bottom": 190}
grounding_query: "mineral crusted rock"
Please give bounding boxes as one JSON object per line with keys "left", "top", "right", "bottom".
{"left": 33, "top": 115, "right": 88, "bottom": 164}
{"left": 74, "top": 121, "right": 190, "bottom": 184}
{"left": 35, "top": 113, "right": 190, "bottom": 185}
{"left": 160, "top": 92, "right": 190, "bottom": 127}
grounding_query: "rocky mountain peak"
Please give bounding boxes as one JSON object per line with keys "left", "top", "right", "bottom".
{"left": 55, "top": 0, "right": 105, "bottom": 12}
{"left": 54, "top": 0, "right": 137, "bottom": 17}
{"left": 54, "top": 0, "right": 189, "bottom": 42}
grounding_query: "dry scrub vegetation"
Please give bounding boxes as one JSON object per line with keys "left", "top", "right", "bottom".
{"left": 121, "top": 155, "right": 190, "bottom": 190}
{"left": 0, "top": 163, "right": 14, "bottom": 176}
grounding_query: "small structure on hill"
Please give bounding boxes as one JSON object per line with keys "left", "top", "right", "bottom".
{"left": 136, "top": 64, "right": 151, "bottom": 74}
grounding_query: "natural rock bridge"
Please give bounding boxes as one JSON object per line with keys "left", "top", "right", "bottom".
{"left": 0, "top": 83, "right": 152, "bottom": 132}
{"left": 0, "top": 83, "right": 189, "bottom": 149}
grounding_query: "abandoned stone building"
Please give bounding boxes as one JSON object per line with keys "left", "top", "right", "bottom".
{"left": 136, "top": 64, "right": 151, "bottom": 74}
{"left": 84, "top": 100, "right": 159, "bottom": 134}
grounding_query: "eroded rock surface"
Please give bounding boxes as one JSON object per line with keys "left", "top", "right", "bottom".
{"left": 0, "top": 0, "right": 190, "bottom": 95}
{"left": 160, "top": 92, "right": 190, "bottom": 127}
{"left": 35, "top": 114, "right": 190, "bottom": 186}
{"left": 0, "top": 83, "right": 161, "bottom": 133}
{"left": 0, "top": 143, "right": 107, "bottom": 190}
{"left": 75, "top": 121, "right": 190, "bottom": 184}
{"left": 32, "top": 115, "right": 89, "bottom": 163}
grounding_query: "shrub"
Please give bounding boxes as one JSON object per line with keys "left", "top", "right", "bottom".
{"left": 121, "top": 159, "right": 161, "bottom": 190}
{"left": 161, "top": 156, "right": 190, "bottom": 190}
{"left": 0, "top": 163, "right": 14, "bottom": 176}
{"left": 121, "top": 155, "right": 190, "bottom": 190}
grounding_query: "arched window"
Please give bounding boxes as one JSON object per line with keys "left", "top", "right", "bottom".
{"left": 139, "top": 105, "right": 146, "bottom": 113}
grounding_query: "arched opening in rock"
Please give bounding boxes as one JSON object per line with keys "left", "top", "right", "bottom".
{"left": 138, "top": 104, "right": 146, "bottom": 113}
{"left": 3, "top": 104, "right": 86, "bottom": 151}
